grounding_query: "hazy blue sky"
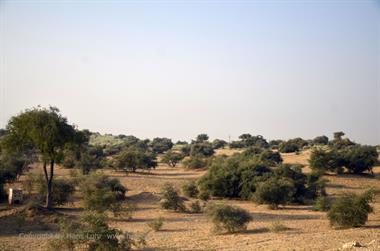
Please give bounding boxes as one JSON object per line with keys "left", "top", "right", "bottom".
{"left": 1, "top": 0, "right": 379, "bottom": 144}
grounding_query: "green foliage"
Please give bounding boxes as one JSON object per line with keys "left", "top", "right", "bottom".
{"left": 278, "top": 138, "right": 308, "bottom": 153}
{"left": 150, "top": 137, "right": 173, "bottom": 154}
{"left": 147, "top": 217, "right": 164, "bottom": 231}
{"left": 269, "top": 140, "right": 283, "bottom": 149}
{"left": 1, "top": 106, "right": 85, "bottom": 209}
{"left": 182, "top": 181, "right": 199, "bottom": 198}
{"left": 183, "top": 155, "right": 209, "bottom": 169}
{"left": 206, "top": 203, "right": 252, "bottom": 233}
{"left": 190, "top": 142, "right": 214, "bottom": 157}
{"left": 80, "top": 172, "right": 127, "bottom": 212}
{"left": 230, "top": 134, "right": 269, "bottom": 149}
{"left": 34, "top": 176, "right": 75, "bottom": 206}
{"left": 327, "top": 190, "right": 375, "bottom": 228}
{"left": 309, "top": 145, "right": 378, "bottom": 174}
{"left": 341, "top": 145, "right": 378, "bottom": 174}
{"left": 253, "top": 177, "right": 294, "bottom": 209}
{"left": 0, "top": 153, "right": 29, "bottom": 201}
{"left": 199, "top": 154, "right": 323, "bottom": 206}
{"left": 48, "top": 212, "right": 140, "bottom": 251}
{"left": 198, "top": 190, "right": 211, "bottom": 201}
{"left": 115, "top": 147, "right": 157, "bottom": 172}
{"left": 195, "top": 134, "right": 209, "bottom": 143}
{"left": 313, "top": 196, "right": 332, "bottom": 212}
{"left": 309, "top": 148, "right": 344, "bottom": 173}
{"left": 161, "top": 150, "right": 184, "bottom": 167}
{"left": 190, "top": 200, "right": 202, "bottom": 213}
{"left": 160, "top": 183, "right": 185, "bottom": 212}
{"left": 198, "top": 155, "right": 271, "bottom": 199}
{"left": 313, "top": 135, "right": 329, "bottom": 145}
{"left": 211, "top": 139, "right": 227, "bottom": 149}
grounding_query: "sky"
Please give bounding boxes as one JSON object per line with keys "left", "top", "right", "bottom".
{"left": 0, "top": 0, "right": 379, "bottom": 144}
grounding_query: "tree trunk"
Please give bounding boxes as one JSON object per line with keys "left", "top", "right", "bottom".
{"left": 43, "top": 159, "right": 55, "bottom": 210}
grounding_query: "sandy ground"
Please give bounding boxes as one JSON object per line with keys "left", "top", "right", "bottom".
{"left": 0, "top": 150, "right": 380, "bottom": 251}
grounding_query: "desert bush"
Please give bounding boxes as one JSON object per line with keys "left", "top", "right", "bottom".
{"left": 341, "top": 145, "right": 378, "bottom": 174}
{"left": 313, "top": 196, "right": 332, "bottom": 212}
{"left": 161, "top": 150, "right": 184, "bottom": 167}
{"left": 35, "top": 177, "right": 75, "bottom": 206}
{"left": 182, "top": 181, "right": 199, "bottom": 198}
{"left": 48, "top": 212, "right": 140, "bottom": 251}
{"left": 80, "top": 173, "right": 127, "bottom": 212}
{"left": 190, "top": 200, "right": 202, "bottom": 213}
{"left": 198, "top": 190, "right": 211, "bottom": 201}
{"left": 309, "top": 148, "right": 345, "bottom": 174}
{"left": 206, "top": 203, "right": 252, "bottom": 233}
{"left": 52, "top": 179, "right": 75, "bottom": 205}
{"left": 269, "top": 220, "right": 288, "bottom": 232}
{"left": 313, "top": 135, "right": 329, "bottom": 145}
{"left": 150, "top": 137, "right": 173, "bottom": 154}
{"left": 327, "top": 190, "right": 375, "bottom": 228}
{"left": 198, "top": 156, "right": 271, "bottom": 199}
{"left": 183, "top": 155, "right": 209, "bottom": 169}
{"left": 190, "top": 142, "right": 214, "bottom": 157}
{"left": 252, "top": 177, "right": 294, "bottom": 209}
{"left": 212, "top": 139, "right": 227, "bottom": 149}
{"left": 115, "top": 147, "right": 157, "bottom": 172}
{"left": 147, "top": 217, "right": 164, "bottom": 231}
{"left": 199, "top": 154, "right": 323, "bottom": 206}
{"left": 160, "top": 183, "right": 186, "bottom": 212}
{"left": 310, "top": 145, "right": 378, "bottom": 175}
{"left": 278, "top": 141, "right": 299, "bottom": 153}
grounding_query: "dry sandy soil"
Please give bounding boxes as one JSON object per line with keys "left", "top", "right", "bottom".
{"left": 0, "top": 150, "right": 380, "bottom": 251}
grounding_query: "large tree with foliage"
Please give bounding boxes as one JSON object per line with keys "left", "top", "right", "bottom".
{"left": 1, "top": 107, "right": 84, "bottom": 209}
{"left": 115, "top": 147, "right": 157, "bottom": 172}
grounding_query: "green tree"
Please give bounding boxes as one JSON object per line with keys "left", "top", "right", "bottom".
{"left": 161, "top": 150, "right": 184, "bottom": 167}
{"left": 1, "top": 107, "right": 83, "bottom": 209}
{"left": 195, "top": 134, "right": 209, "bottom": 143}
{"left": 150, "top": 137, "right": 173, "bottom": 154}
{"left": 342, "top": 145, "right": 378, "bottom": 174}
{"left": 115, "top": 147, "right": 157, "bottom": 172}
{"left": 212, "top": 139, "right": 227, "bottom": 149}
{"left": 313, "top": 135, "right": 329, "bottom": 145}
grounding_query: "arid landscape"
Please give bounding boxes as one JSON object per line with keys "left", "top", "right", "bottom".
{"left": 1, "top": 149, "right": 379, "bottom": 251}
{"left": 1, "top": 1, "right": 379, "bottom": 251}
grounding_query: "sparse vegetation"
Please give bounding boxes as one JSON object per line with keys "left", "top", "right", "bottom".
{"left": 206, "top": 203, "right": 252, "bottom": 233}
{"left": 327, "top": 190, "right": 375, "bottom": 228}
{"left": 160, "top": 183, "right": 186, "bottom": 212}
{"left": 147, "top": 217, "right": 164, "bottom": 231}
{"left": 182, "top": 181, "right": 199, "bottom": 198}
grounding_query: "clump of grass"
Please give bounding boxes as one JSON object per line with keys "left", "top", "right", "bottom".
{"left": 269, "top": 220, "right": 288, "bottom": 233}
{"left": 147, "top": 217, "right": 164, "bottom": 231}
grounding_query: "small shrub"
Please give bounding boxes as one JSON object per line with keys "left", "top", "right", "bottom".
{"left": 160, "top": 183, "right": 186, "bottom": 212}
{"left": 182, "top": 181, "right": 199, "bottom": 198}
{"left": 52, "top": 179, "right": 75, "bottom": 205}
{"left": 206, "top": 203, "right": 252, "bottom": 233}
{"left": 252, "top": 177, "right": 294, "bottom": 209}
{"left": 190, "top": 200, "right": 202, "bottom": 213}
{"left": 327, "top": 190, "right": 375, "bottom": 228}
{"left": 198, "top": 190, "right": 210, "bottom": 201}
{"left": 183, "top": 155, "right": 209, "bottom": 169}
{"left": 269, "top": 220, "right": 288, "bottom": 232}
{"left": 80, "top": 172, "right": 127, "bottom": 212}
{"left": 313, "top": 196, "right": 332, "bottom": 212}
{"left": 147, "top": 217, "right": 164, "bottom": 231}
